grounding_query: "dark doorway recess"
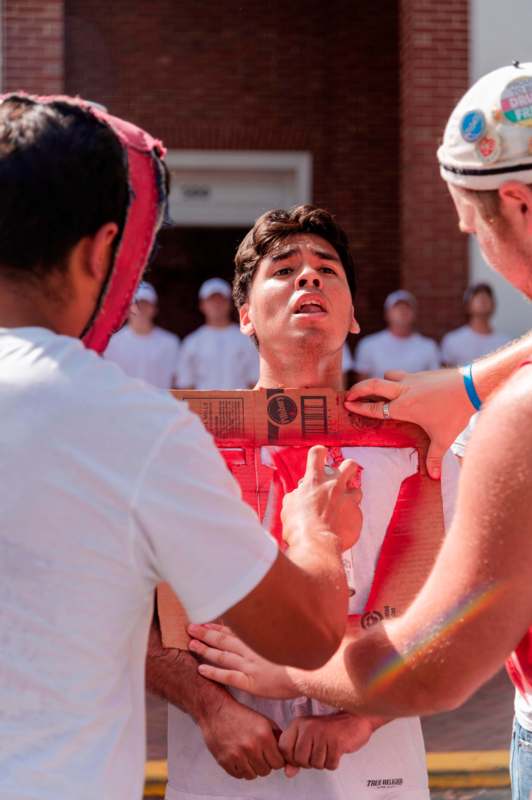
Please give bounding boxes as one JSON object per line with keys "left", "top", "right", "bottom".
{"left": 145, "top": 226, "right": 248, "bottom": 339}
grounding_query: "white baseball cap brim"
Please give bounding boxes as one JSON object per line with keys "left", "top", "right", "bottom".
{"left": 199, "top": 277, "right": 232, "bottom": 300}
{"left": 134, "top": 281, "right": 158, "bottom": 304}
{"left": 384, "top": 289, "right": 417, "bottom": 311}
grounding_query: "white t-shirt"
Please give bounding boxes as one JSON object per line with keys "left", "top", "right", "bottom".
{"left": 166, "top": 448, "right": 460, "bottom": 800}
{"left": 104, "top": 324, "right": 181, "bottom": 388}
{"left": 342, "top": 342, "right": 352, "bottom": 374}
{"left": 440, "top": 325, "right": 511, "bottom": 367}
{"left": 178, "top": 324, "right": 259, "bottom": 390}
{"left": 0, "top": 327, "right": 278, "bottom": 800}
{"left": 353, "top": 330, "right": 441, "bottom": 378}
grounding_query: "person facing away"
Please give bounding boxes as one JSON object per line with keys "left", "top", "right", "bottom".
{"left": 178, "top": 277, "right": 259, "bottom": 389}
{"left": 104, "top": 281, "right": 181, "bottom": 388}
{"left": 148, "top": 205, "right": 459, "bottom": 800}
{"left": 440, "top": 282, "right": 511, "bottom": 366}
{"left": 0, "top": 95, "right": 360, "bottom": 800}
{"left": 353, "top": 290, "right": 441, "bottom": 379}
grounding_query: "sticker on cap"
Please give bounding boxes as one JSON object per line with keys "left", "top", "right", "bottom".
{"left": 460, "top": 110, "right": 486, "bottom": 143}
{"left": 475, "top": 132, "right": 501, "bottom": 164}
{"left": 501, "top": 76, "right": 532, "bottom": 127}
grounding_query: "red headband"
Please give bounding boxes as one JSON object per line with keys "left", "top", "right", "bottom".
{"left": 0, "top": 93, "right": 168, "bottom": 353}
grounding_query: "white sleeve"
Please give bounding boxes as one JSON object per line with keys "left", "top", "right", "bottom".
{"left": 176, "top": 337, "right": 196, "bottom": 388}
{"left": 242, "top": 337, "right": 260, "bottom": 386}
{"left": 342, "top": 343, "right": 353, "bottom": 373}
{"left": 168, "top": 336, "right": 181, "bottom": 386}
{"left": 427, "top": 339, "right": 441, "bottom": 370}
{"left": 440, "top": 333, "right": 455, "bottom": 366}
{"left": 130, "top": 407, "right": 278, "bottom": 622}
{"left": 352, "top": 338, "right": 373, "bottom": 375}
{"left": 103, "top": 334, "right": 121, "bottom": 363}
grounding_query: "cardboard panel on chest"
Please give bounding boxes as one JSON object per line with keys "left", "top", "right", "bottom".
{"left": 157, "top": 388, "right": 444, "bottom": 649}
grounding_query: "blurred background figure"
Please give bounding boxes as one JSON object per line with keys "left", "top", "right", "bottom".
{"left": 440, "top": 283, "right": 511, "bottom": 367}
{"left": 178, "top": 278, "right": 259, "bottom": 389}
{"left": 353, "top": 290, "right": 440, "bottom": 379}
{"left": 104, "top": 282, "right": 180, "bottom": 389}
{"left": 342, "top": 342, "right": 355, "bottom": 389}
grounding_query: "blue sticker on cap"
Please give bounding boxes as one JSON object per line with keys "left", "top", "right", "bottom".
{"left": 460, "top": 110, "right": 486, "bottom": 143}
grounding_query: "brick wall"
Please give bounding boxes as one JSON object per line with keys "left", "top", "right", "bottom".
{"left": 3, "top": 0, "right": 64, "bottom": 94}
{"left": 399, "top": 0, "right": 469, "bottom": 339}
{"left": 1, "top": 0, "right": 470, "bottom": 340}
{"left": 64, "top": 0, "right": 401, "bottom": 338}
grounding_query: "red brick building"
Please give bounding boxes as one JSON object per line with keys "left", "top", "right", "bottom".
{"left": 3, "top": 0, "right": 469, "bottom": 341}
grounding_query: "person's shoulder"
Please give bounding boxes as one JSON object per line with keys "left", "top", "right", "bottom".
{"left": 441, "top": 325, "right": 467, "bottom": 344}
{"left": 104, "top": 325, "right": 131, "bottom": 352}
{"left": 358, "top": 329, "right": 388, "bottom": 348}
{"left": 492, "top": 330, "right": 512, "bottom": 347}
{"left": 413, "top": 332, "right": 439, "bottom": 350}
{"left": 153, "top": 326, "right": 180, "bottom": 346}
{"left": 181, "top": 325, "right": 206, "bottom": 347}
{"left": 479, "top": 365, "right": 532, "bottom": 451}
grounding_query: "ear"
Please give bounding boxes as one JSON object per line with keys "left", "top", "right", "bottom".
{"left": 84, "top": 222, "right": 120, "bottom": 283}
{"left": 498, "top": 182, "right": 532, "bottom": 233}
{"left": 239, "top": 302, "right": 255, "bottom": 337}
{"left": 349, "top": 306, "right": 360, "bottom": 335}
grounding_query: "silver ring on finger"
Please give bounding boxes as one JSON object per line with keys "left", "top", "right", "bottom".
{"left": 382, "top": 401, "right": 392, "bottom": 420}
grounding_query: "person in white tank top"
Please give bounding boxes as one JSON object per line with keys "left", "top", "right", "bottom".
{"left": 148, "top": 206, "right": 459, "bottom": 800}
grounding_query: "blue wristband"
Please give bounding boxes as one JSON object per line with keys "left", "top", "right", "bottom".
{"left": 460, "top": 363, "right": 482, "bottom": 411}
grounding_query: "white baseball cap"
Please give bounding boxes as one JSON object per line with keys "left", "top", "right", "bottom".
{"left": 134, "top": 281, "right": 158, "bottom": 304}
{"left": 198, "top": 277, "right": 232, "bottom": 300}
{"left": 438, "top": 61, "right": 532, "bottom": 190}
{"left": 384, "top": 290, "right": 417, "bottom": 311}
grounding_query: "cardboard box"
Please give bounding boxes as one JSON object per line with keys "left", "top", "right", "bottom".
{"left": 158, "top": 388, "right": 444, "bottom": 648}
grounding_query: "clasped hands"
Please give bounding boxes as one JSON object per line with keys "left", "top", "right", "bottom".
{"left": 189, "top": 622, "right": 375, "bottom": 779}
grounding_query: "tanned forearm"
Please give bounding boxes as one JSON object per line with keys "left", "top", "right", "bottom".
{"left": 146, "top": 618, "right": 229, "bottom": 723}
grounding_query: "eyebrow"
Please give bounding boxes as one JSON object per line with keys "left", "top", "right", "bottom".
{"left": 270, "top": 246, "right": 341, "bottom": 264}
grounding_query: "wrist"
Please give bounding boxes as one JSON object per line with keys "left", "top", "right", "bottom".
{"left": 194, "top": 672, "right": 231, "bottom": 728}
{"left": 284, "top": 525, "right": 341, "bottom": 552}
{"left": 459, "top": 363, "right": 482, "bottom": 411}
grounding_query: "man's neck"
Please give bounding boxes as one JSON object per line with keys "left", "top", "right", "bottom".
{"left": 256, "top": 348, "right": 344, "bottom": 390}
{"left": 130, "top": 320, "right": 155, "bottom": 336}
{"left": 469, "top": 316, "right": 492, "bottom": 335}
{"left": 0, "top": 277, "right": 59, "bottom": 332}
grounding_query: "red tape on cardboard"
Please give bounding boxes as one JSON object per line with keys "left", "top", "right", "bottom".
{"left": 158, "top": 388, "right": 444, "bottom": 648}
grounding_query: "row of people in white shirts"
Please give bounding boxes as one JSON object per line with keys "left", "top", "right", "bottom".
{"left": 345, "top": 285, "right": 511, "bottom": 378}
{"left": 105, "top": 281, "right": 510, "bottom": 389}
{"left": 104, "top": 278, "right": 259, "bottom": 390}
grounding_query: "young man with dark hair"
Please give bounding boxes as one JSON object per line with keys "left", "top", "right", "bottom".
{"left": 151, "top": 204, "right": 458, "bottom": 800}
{"left": 0, "top": 96, "right": 360, "bottom": 800}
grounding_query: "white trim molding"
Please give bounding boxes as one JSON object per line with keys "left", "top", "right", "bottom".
{"left": 165, "top": 150, "right": 313, "bottom": 227}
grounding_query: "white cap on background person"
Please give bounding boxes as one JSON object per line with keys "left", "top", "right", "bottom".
{"left": 198, "top": 277, "right": 232, "bottom": 301}
{"left": 134, "top": 281, "right": 158, "bottom": 305}
{"left": 438, "top": 61, "right": 532, "bottom": 190}
{"left": 384, "top": 289, "right": 417, "bottom": 311}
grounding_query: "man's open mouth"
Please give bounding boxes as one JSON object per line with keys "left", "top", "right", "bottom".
{"left": 293, "top": 297, "right": 327, "bottom": 314}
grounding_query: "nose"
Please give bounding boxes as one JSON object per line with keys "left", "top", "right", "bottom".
{"left": 296, "top": 265, "right": 322, "bottom": 289}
